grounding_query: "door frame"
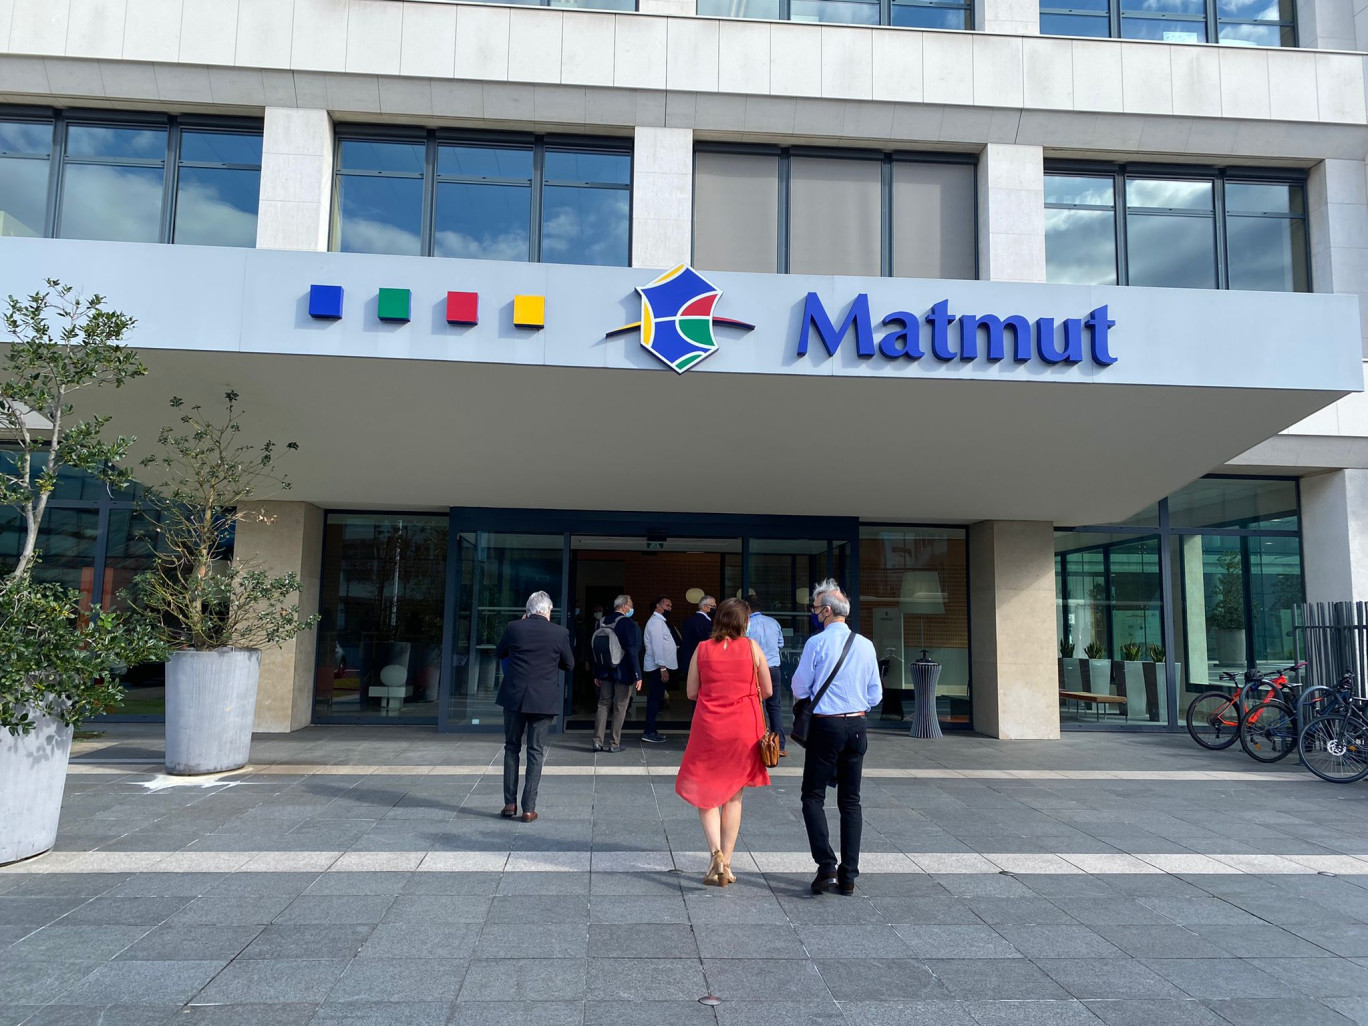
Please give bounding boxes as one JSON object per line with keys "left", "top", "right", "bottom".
{"left": 438, "top": 507, "right": 860, "bottom": 733}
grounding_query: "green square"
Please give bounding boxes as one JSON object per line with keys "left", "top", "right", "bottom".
{"left": 377, "top": 288, "right": 411, "bottom": 322}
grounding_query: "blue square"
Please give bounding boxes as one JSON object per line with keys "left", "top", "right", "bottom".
{"left": 309, "top": 284, "right": 343, "bottom": 319}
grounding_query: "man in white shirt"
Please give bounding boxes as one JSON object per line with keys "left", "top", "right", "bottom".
{"left": 746, "top": 593, "right": 786, "bottom": 756}
{"left": 642, "top": 594, "right": 678, "bottom": 744}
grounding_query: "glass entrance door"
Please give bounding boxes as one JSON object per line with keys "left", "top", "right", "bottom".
{"left": 444, "top": 532, "right": 566, "bottom": 729}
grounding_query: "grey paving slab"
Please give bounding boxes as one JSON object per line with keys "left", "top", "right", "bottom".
{"left": 585, "top": 895, "right": 689, "bottom": 925}
{"left": 1138, "top": 959, "right": 1292, "bottom": 1000}
{"left": 309, "top": 1001, "right": 453, "bottom": 1025}
{"left": 869, "top": 897, "right": 985, "bottom": 925}
{"left": 495, "top": 873, "right": 590, "bottom": 896}
{"left": 1320, "top": 998, "right": 1368, "bottom": 1025}
{"left": 57, "top": 959, "right": 227, "bottom": 1005}
{"left": 1034, "top": 958, "right": 1190, "bottom": 1000}
{"left": 925, "top": 959, "right": 1072, "bottom": 1000}
{"left": 1091, "top": 926, "right": 1232, "bottom": 959}
{"left": 477, "top": 923, "right": 588, "bottom": 959}
{"left": 1281, "top": 924, "right": 1368, "bottom": 957}
{"left": 1081, "top": 999, "right": 1226, "bottom": 1026}
{"left": 176, "top": 1002, "right": 319, "bottom": 1024}
{"left": 15, "top": 1004, "right": 181, "bottom": 1025}
{"left": 580, "top": 1000, "right": 720, "bottom": 1025}
{"left": 960, "top": 999, "right": 1108, "bottom": 1026}
{"left": 796, "top": 924, "right": 911, "bottom": 958}
{"left": 356, "top": 922, "right": 481, "bottom": 960}
{"left": 446, "top": 999, "right": 584, "bottom": 1025}
{"left": 893, "top": 925, "right": 1023, "bottom": 959}
{"left": 1201, "top": 999, "right": 1362, "bottom": 1026}
{"left": 302, "top": 873, "right": 412, "bottom": 896}
{"left": 276, "top": 896, "right": 398, "bottom": 925}
{"left": 457, "top": 958, "right": 588, "bottom": 1002}
{"left": 692, "top": 923, "right": 806, "bottom": 959}
{"left": 194, "top": 958, "right": 351, "bottom": 1004}
{"left": 326, "top": 958, "right": 466, "bottom": 1003}
{"left": 584, "top": 923, "right": 697, "bottom": 959}
{"left": 55, "top": 898, "right": 189, "bottom": 928}
{"left": 1244, "top": 956, "right": 1368, "bottom": 997}
{"left": 993, "top": 926, "right": 1125, "bottom": 959}
{"left": 965, "top": 899, "right": 1080, "bottom": 926}
{"left": 0, "top": 898, "right": 91, "bottom": 927}
{"left": 374, "top": 897, "right": 491, "bottom": 925}
{"left": 0, "top": 961, "right": 101, "bottom": 1004}
{"left": 705, "top": 958, "right": 837, "bottom": 1003}
{"left": 831, "top": 1000, "right": 978, "bottom": 1026}
{"left": 484, "top": 896, "right": 589, "bottom": 925}
{"left": 587, "top": 873, "right": 682, "bottom": 896}
{"left": 584, "top": 957, "right": 709, "bottom": 1001}
{"left": 4, "top": 926, "right": 151, "bottom": 962}
{"left": 240, "top": 924, "right": 376, "bottom": 960}
{"left": 400, "top": 874, "right": 502, "bottom": 896}
{"left": 168, "top": 896, "right": 296, "bottom": 926}
{"left": 115, "top": 924, "right": 262, "bottom": 962}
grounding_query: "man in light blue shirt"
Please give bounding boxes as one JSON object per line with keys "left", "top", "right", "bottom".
{"left": 746, "top": 593, "right": 786, "bottom": 755}
{"left": 790, "top": 579, "right": 882, "bottom": 896}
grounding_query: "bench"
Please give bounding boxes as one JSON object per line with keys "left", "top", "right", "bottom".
{"left": 1058, "top": 690, "right": 1129, "bottom": 723}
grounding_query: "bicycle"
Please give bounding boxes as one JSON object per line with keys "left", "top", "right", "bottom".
{"left": 1185, "top": 662, "right": 1305, "bottom": 755}
{"left": 1238, "top": 662, "right": 1308, "bottom": 764}
{"left": 1299, "top": 678, "right": 1368, "bottom": 784}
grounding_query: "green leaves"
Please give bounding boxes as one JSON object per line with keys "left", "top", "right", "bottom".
{"left": 128, "top": 392, "right": 318, "bottom": 651}
{"left": 0, "top": 579, "right": 167, "bottom": 735}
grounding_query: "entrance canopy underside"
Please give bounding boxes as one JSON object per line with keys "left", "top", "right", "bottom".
{"left": 95, "top": 349, "right": 1346, "bottom": 526}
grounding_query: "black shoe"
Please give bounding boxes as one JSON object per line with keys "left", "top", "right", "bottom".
{"left": 642, "top": 732, "right": 666, "bottom": 744}
{"left": 810, "top": 871, "right": 838, "bottom": 895}
{"left": 836, "top": 880, "right": 855, "bottom": 896}
{"left": 608, "top": 744, "right": 623, "bottom": 753}
{"left": 593, "top": 742, "right": 603, "bottom": 752}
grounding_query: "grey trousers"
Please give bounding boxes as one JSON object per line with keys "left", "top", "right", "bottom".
{"left": 503, "top": 709, "right": 554, "bottom": 812}
{"left": 593, "top": 680, "right": 634, "bottom": 746}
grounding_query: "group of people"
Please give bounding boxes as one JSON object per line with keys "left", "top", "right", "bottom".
{"left": 493, "top": 580, "right": 883, "bottom": 895}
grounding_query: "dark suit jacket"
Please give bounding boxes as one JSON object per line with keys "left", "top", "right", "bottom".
{"left": 680, "top": 611, "right": 713, "bottom": 674}
{"left": 494, "top": 615, "right": 575, "bottom": 716}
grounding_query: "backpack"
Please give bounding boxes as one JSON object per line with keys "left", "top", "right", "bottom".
{"left": 591, "top": 615, "right": 626, "bottom": 679}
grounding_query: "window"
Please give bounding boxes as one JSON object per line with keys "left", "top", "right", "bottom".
{"left": 700, "top": 0, "right": 971, "bottom": 28}
{"left": 1040, "top": 0, "right": 1295, "bottom": 45}
{"left": 0, "top": 110, "right": 261, "bottom": 247}
{"left": 333, "top": 131, "right": 631, "bottom": 266}
{"left": 1044, "top": 165, "right": 1309, "bottom": 292}
{"left": 693, "top": 146, "right": 977, "bottom": 279}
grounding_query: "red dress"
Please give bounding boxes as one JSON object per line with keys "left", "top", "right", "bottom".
{"left": 675, "top": 638, "right": 771, "bottom": 809}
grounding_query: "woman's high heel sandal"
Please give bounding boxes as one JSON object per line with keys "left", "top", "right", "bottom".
{"left": 704, "top": 850, "right": 726, "bottom": 887}
{"left": 722, "top": 860, "right": 737, "bottom": 885}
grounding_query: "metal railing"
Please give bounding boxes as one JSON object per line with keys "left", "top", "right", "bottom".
{"left": 1293, "top": 602, "right": 1368, "bottom": 699}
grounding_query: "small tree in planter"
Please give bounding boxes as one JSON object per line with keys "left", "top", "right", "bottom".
{"left": 129, "top": 392, "right": 319, "bottom": 775}
{"left": 1210, "top": 550, "right": 1247, "bottom": 666}
{"left": 0, "top": 281, "right": 163, "bottom": 864}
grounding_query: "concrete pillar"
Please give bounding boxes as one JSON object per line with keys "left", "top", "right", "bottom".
{"left": 233, "top": 501, "right": 325, "bottom": 733}
{"left": 256, "top": 108, "right": 334, "bottom": 253}
{"left": 977, "top": 143, "right": 1047, "bottom": 284}
{"left": 1301, "top": 470, "right": 1368, "bottom": 604}
{"left": 632, "top": 126, "right": 693, "bottom": 270}
{"left": 976, "top": 0, "right": 1040, "bottom": 33}
{"left": 1295, "top": 0, "right": 1358, "bottom": 48}
{"left": 968, "top": 520, "right": 1059, "bottom": 740}
{"left": 1308, "top": 159, "right": 1368, "bottom": 357}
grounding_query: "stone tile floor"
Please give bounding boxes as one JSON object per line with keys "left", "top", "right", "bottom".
{"left": 1, "top": 725, "right": 1367, "bottom": 1025}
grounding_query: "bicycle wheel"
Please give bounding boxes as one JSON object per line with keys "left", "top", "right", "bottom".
{"left": 1299, "top": 713, "right": 1368, "bottom": 784}
{"left": 1187, "top": 691, "right": 1241, "bottom": 750}
{"left": 1239, "top": 699, "right": 1298, "bottom": 763}
{"left": 1298, "top": 686, "right": 1338, "bottom": 724}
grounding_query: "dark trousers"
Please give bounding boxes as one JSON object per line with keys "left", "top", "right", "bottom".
{"left": 503, "top": 709, "right": 554, "bottom": 812}
{"left": 800, "top": 716, "right": 868, "bottom": 883}
{"left": 764, "top": 666, "right": 785, "bottom": 750}
{"left": 644, "top": 668, "right": 670, "bottom": 733}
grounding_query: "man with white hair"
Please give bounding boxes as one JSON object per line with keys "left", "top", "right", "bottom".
{"left": 791, "top": 579, "right": 882, "bottom": 896}
{"left": 494, "top": 591, "right": 575, "bottom": 822}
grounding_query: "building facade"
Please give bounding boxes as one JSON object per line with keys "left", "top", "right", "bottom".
{"left": 1, "top": 0, "right": 1367, "bottom": 739}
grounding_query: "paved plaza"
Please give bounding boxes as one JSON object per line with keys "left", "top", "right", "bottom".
{"left": 2, "top": 725, "right": 1368, "bottom": 1026}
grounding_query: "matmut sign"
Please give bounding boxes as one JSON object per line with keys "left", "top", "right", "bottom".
{"left": 797, "top": 293, "right": 1118, "bottom": 367}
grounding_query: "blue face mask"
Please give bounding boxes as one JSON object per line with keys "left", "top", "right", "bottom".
{"left": 625, "top": 607, "right": 634, "bottom": 617}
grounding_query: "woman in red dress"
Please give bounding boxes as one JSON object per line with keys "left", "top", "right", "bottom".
{"left": 675, "top": 597, "right": 772, "bottom": 887}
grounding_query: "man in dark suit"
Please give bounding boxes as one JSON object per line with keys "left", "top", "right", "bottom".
{"left": 679, "top": 594, "right": 717, "bottom": 677}
{"left": 495, "top": 590, "right": 574, "bottom": 823}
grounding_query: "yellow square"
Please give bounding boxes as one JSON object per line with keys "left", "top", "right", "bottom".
{"left": 513, "top": 294, "right": 545, "bottom": 328}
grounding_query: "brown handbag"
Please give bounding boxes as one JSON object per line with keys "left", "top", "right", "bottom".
{"left": 754, "top": 654, "right": 781, "bottom": 768}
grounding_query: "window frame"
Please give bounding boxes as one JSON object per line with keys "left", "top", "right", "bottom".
{"left": 331, "top": 127, "right": 633, "bottom": 264}
{"left": 693, "top": 142, "right": 979, "bottom": 279}
{"left": 1039, "top": 0, "right": 1296, "bottom": 46}
{"left": 1044, "top": 161, "right": 1311, "bottom": 292}
{"left": 700, "top": 0, "right": 972, "bottom": 29}
{"left": 0, "top": 106, "right": 263, "bottom": 245}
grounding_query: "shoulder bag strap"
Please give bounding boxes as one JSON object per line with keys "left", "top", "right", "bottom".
{"left": 809, "top": 632, "right": 857, "bottom": 715}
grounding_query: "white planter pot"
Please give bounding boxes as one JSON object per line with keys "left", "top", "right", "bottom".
{"left": 1087, "top": 659, "right": 1113, "bottom": 694}
{"left": 165, "top": 648, "right": 262, "bottom": 776}
{"left": 0, "top": 708, "right": 74, "bottom": 864}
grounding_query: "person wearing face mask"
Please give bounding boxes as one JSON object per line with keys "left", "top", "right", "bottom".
{"left": 680, "top": 595, "right": 717, "bottom": 679}
{"left": 591, "top": 594, "right": 643, "bottom": 753}
{"left": 791, "top": 579, "right": 882, "bottom": 897}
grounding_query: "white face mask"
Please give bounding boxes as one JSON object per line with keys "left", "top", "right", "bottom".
{"left": 625, "top": 607, "right": 634, "bottom": 617}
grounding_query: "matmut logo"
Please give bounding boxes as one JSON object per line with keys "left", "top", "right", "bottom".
{"left": 607, "top": 265, "right": 754, "bottom": 373}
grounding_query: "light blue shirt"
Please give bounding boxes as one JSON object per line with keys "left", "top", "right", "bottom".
{"left": 790, "top": 621, "right": 882, "bottom": 715}
{"left": 746, "top": 611, "right": 784, "bottom": 668}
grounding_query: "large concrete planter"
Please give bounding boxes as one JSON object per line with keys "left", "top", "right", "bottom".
{"left": 165, "top": 648, "right": 261, "bottom": 775}
{"left": 0, "top": 708, "right": 74, "bottom": 864}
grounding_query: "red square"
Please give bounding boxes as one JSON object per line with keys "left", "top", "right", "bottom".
{"left": 446, "top": 291, "right": 478, "bottom": 325}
